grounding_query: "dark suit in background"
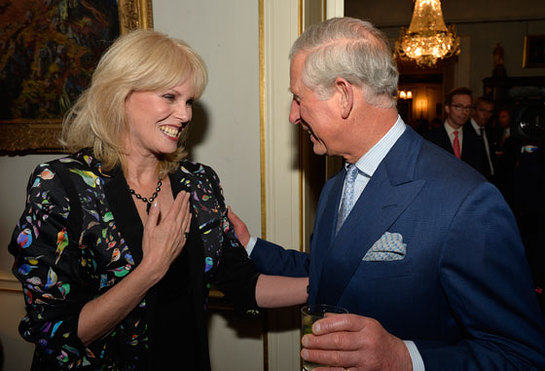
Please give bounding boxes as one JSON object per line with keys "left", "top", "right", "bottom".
{"left": 468, "top": 119, "right": 496, "bottom": 180}
{"left": 425, "top": 122, "right": 486, "bottom": 175}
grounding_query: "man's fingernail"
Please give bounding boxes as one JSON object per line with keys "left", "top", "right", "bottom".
{"left": 301, "top": 335, "right": 308, "bottom": 347}
{"left": 314, "top": 322, "right": 321, "bottom": 333}
{"left": 301, "top": 349, "right": 308, "bottom": 360}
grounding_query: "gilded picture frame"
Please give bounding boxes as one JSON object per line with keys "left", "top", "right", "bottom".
{"left": 522, "top": 35, "right": 545, "bottom": 69}
{"left": 0, "top": 0, "right": 153, "bottom": 155}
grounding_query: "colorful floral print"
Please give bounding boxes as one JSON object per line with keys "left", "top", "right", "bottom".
{"left": 9, "top": 151, "right": 257, "bottom": 369}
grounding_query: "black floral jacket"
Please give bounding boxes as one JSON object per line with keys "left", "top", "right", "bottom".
{"left": 9, "top": 151, "right": 259, "bottom": 369}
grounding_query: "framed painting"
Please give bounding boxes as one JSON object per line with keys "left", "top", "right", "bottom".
{"left": 522, "top": 35, "right": 545, "bottom": 69}
{"left": 0, "top": 0, "right": 153, "bottom": 154}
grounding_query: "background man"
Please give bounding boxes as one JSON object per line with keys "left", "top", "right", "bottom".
{"left": 495, "top": 106, "right": 513, "bottom": 151}
{"left": 469, "top": 96, "right": 496, "bottom": 179}
{"left": 494, "top": 106, "right": 518, "bottom": 206}
{"left": 230, "top": 17, "right": 545, "bottom": 370}
{"left": 425, "top": 87, "right": 486, "bottom": 174}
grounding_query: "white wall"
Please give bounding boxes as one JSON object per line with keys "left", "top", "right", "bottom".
{"left": 152, "top": 1, "right": 265, "bottom": 370}
{"left": 153, "top": 0, "right": 262, "bottom": 238}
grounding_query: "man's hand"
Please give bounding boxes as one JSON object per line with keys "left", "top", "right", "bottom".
{"left": 301, "top": 313, "right": 412, "bottom": 370}
{"left": 227, "top": 206, "right": 250, "bottom": 247}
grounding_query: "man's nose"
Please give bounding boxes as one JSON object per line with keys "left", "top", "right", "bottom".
{"left": 289, "top": 100, "right": 300, "bottom": 125}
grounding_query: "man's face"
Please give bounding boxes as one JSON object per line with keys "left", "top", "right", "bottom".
{"left": 473, "top": 101, "right": 494, "bottom": 127}
{"left": 288, "top": 53, "right": 341, "bottom": 156}
{"left": 445, "top": 94, "right": 472, "bottom": 129}
{"left": 498, "top": 110, "right": 510, "bottom": 128}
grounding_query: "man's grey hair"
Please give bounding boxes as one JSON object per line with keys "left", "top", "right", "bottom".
{"left": 290, "top": 17, "right": 398, "bottom": 109}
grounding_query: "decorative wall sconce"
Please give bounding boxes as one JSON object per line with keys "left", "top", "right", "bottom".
{"left": 416, "top": 97, "right": 429, "bottom": 118}
{"left": 399, "top": 90, "right": 413, "bottom": 100}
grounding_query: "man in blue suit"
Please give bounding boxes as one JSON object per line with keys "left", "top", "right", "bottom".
{"left": 230, "top": 17, "right": 545, "bottom": 370}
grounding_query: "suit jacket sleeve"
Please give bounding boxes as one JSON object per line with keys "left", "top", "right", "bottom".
{"left": 250, "top": 238, "right": 310, "bottom": 277}
{"left": 415, "top": 182, "right": 545, "bottom": 369}
{"left": 214, "top": 235, "right": 261, "bottom": 314}
{"left": 201, "top": 165, "right": 261, "bottom": 314}
{"left": 8, "top": 163, "right": 92, "bottom": 367}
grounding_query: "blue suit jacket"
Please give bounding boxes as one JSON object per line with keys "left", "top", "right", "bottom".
{"left": 251, "top": 127, "right": 545, "bottom": 369}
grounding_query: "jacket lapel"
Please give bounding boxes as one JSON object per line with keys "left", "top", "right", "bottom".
{"left": 441, "top": 126, "right": 454, "bottom": 154}
{"left": 309, "top": 171, "right": 344, "bottom": 293}
{"left": 104, "top": 169, "right": 144, "bottom": 265}
{"left": 316, "top": 128, "right": 426, "bottom": 305}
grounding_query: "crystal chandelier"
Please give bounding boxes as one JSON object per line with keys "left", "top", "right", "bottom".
{"left": 395, "top": 0, "right": 460, "bottom": 68}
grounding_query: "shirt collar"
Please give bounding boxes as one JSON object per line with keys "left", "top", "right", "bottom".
{"left": 470, "top": 118, "right": 481, "bottom": 134}
{"left": 348, "top": 115, "right": 406, "bottom": 178}
{"left": 444, "top": 120, "right": 462, "bottom": 137}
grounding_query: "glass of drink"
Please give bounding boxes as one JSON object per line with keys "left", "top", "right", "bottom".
{"left": 300, "top": 304, "right": 349, "bottom": 371}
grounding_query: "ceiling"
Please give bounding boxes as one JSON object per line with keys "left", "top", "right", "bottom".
{"left": 344, "top": 0, "right": 545, "bottom": 27}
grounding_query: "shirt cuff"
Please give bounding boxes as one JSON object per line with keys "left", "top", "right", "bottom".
{"left": 246, "top": 236, "right": 257, "bottom": 257}
{"left": 403, "top": 340, "right": 425, "bottom": 371}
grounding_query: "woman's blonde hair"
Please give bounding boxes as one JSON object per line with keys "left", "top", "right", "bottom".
{"left": 61, "top": 29, "right": 208, "bottom": 174}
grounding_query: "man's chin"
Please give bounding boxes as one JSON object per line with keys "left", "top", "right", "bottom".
{"left": 311, "top": 144, "right": 327, "bottom": 156}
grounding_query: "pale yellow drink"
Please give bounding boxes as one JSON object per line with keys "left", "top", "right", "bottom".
{"left": 300, "top": 304, "right": 348, "bottom": 370}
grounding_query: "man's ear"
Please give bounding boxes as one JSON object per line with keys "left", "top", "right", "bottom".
{"left": 335, "top": 77, "right": 353, "bottom": 119}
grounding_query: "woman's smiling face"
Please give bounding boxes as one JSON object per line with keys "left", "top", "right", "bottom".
{"left": 124, "top": 79, "right": 195, "bottom": 157}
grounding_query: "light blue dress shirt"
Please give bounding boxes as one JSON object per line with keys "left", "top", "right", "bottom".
{"left": 342, "top": 115, "right": 407, "bottom": 207}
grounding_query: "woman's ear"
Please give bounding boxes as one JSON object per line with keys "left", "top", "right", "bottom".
{"left": 335, "top": 77, "right": 353, "bottom": 119}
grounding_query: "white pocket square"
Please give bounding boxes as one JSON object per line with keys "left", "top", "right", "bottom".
{"left": 363, "top": 232, "right": 406, "bottom": 261}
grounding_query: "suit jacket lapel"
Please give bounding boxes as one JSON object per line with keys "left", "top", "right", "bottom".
{"left": 316, "top": 128, "right": 426, "bottom": 305}
{"left": 441, "top": 126, "right": 454, "bottom": 154}
{"left": 309, "top": 171, "right": 344, "bottom": 292}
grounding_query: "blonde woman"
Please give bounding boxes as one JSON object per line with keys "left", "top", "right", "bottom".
{"left": 9, "top": 30, "right": 307, "bottom": 370}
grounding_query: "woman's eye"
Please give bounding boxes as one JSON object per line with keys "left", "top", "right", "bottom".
{"left": 163, "top": 94, "right": 175, "bottom": 101}
{"left": 186, "top": 99, "right": 194, "bottom": 107}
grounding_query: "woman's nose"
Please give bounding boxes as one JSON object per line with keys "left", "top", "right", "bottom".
{"left": 175, "top": 103, "right": 192, "bottom": 122}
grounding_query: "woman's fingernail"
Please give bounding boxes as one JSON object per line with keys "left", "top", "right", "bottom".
{"left": 301, "top": 335, "right": 309, "bottom": 347}
{"left": 314, "top": 322, "right": 321, "bottom": 333}
{"left": 301, "top": 349, "right": 308, "bottom": 360}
